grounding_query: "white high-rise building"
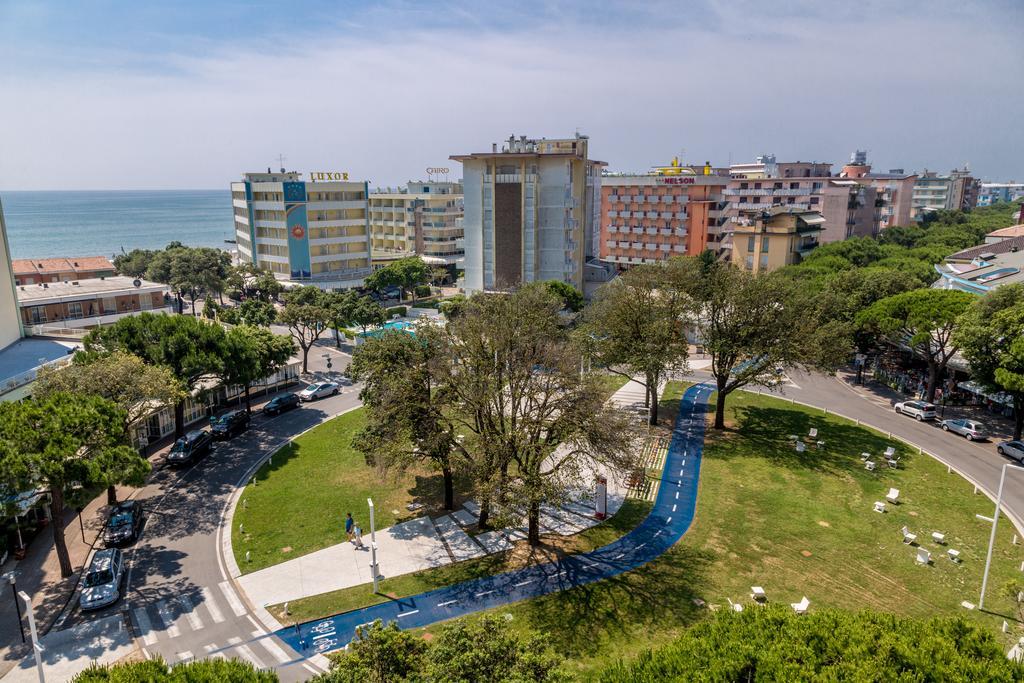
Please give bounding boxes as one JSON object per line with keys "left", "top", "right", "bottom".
{"left": 369, "top": 181, "right": 464, "bottom": 267}
{"left": 231, "top": 171, "right": 372, "bottom": 289}
{"left": 0, "top": 197, "right": 22, "bottom": 350}
{"left": 451, "top": 134, "right": 603, "bottom": 294}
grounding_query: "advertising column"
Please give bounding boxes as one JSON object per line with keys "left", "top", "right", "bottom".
{"left": 283, "top": 182, "right": 311, "bottom": 279}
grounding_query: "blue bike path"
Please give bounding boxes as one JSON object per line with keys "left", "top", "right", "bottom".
{"left": 276, "top": 383, "right": 712, "bottom": 656}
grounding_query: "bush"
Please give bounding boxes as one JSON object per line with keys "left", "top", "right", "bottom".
{"left": 414, "top": 285, "right": 432, "bottom": 297}
{"left": 73, "top": 657, "right": 277, "bottom": 682}
{"left": 597, "top": 607, "right": 1024, "bottom": 682}
{"left": 387, "top": 306, "right": 407, "bottom": 318}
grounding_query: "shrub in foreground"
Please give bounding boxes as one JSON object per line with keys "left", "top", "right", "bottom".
{"left": 72, "top": 657, "right": 277, "bottom": 682}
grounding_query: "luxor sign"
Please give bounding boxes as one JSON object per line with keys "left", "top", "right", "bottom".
{"left": 309, "top": 172, "right": 349, "bottom": 181}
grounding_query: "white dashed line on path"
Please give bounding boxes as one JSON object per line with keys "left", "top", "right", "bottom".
{"left": 397, "top": 610, "right": 420, "bottom": 618}
{"left": 219, "top": 581, "right": 247, "bottom": 617}
{"left": 201, "top": 587, "right": 225, "bottom": 623}
{"left": 155, "top": 600, "right": 181, "bottom": 639}
{"left": 514, "top": 579, "right": 536, "bottom": 587}
{"left": 437, "top": 600, "right": 459, "bottom": 607}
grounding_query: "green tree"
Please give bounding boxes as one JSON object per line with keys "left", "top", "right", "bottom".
{"left": 597, "top": 607, "right": 1024, "bottom": 682}
{"left": 0, "top": 394, "right": 148, "bottom": 577}
{"left": 444, "top": 285, "right": 636, "bottom": 543}
{"left": 146, "top": 246, "right": 232, "bottom": 315}
{"left": 220, "top": 326, "right": 296, "bottom": 414}
{"left": 83, "top": 313, "right": 227, "bottom": 438}
{"left": 73, "top": 656, "right": 277, "bottom": 682}
{"left": 858, "top": 288, "right": 974, "bottom": 402}
{"left": 277, "top": 286, "right": 332, "bottom": 374}
{"left": 673, "top": 258, "right": 824, "bottom": 430}
{"left": 956, "top": 284, "right": 1024, "bottom": 439}
{"left": 437, "top": 295, "right": 467, "bottom": 320}
{"left": 581, "top": 264, "right": 690, "bottom": 425}
{"left": 316, "top": 620, "right": 426, "bottom": 683}
{"left": 326, "top": 290, "right": 361, "bottom": 348}
{"left": 227, "top": 263, "right": 284, "bottom": 302}
{"left": 350, "top": 296, "right": 387, "bottom": 337}
{"left": 542, "top": 279, "right": 585, "bottom": 313}
{"left": 112, "top": 248, "right": 157, "bottom": 278}
{"left": 348, "top": 327, "right": 461, "bottom": 510}
{"left": 237, "top": 299, "right": 277, "bottom": 327}
{"left": 365, "top": 257, "right": 431, "bottom": 302}
{"left": 34, "top": 351, "right": 183, "bottom": 503}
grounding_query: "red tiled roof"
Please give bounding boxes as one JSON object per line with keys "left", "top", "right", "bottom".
{"left": 987, "top": 224, "right": 1024, "bottom": 239}
{"left": 11, "top": 256, "right": 113, "bottom": 276}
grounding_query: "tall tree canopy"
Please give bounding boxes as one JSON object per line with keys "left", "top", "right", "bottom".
{"left": 581, "top": 264, "right": 690, "bottom": 424}
{"left": 220, "top": 326, "right": 296, "bottom": 413}
{"left": 0, "top": 394, "right": 148, "bottom": 577}
{"left": 277, "top": 286, "right": 332, "bottom": 373}
{"left": 858, "top": 288, "right": 974, "bottom": 402}
{"left": 83, "top": 313, "right": 227, "bottom": 437}
{"left": 365, "top": 257, "right": 431, "bottom": 302}
{"left": 226, "top": 262, "right": 284, "bottom": 302}
{"left": 956, "top": 284, "right": 1024, "bottom": 439}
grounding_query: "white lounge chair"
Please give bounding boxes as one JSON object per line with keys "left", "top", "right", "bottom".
{"left": 865, "top": 461, "right": 876, "bottom": 471}
{"left": 916, "top": 548, "right": 931, "bottom": 565}
{"left": 886, "top": 488, "right": 900, "bottom": 504}
{"left": 816, "top": 440, "right": 825, "bottom": 450}
{"left": 932, "top": 531, "right": 946, "bottom": 544}
{"left": 808, "top": 428, "right": 818, "bottom": 439}
{"left": 796, "top": 441, "right": 806, "bottom": 453}
{"left": 791, "top": 596, "right": 810, "bottom": 614}
{"left": 887, "top": 457, "right": 900, "bottom": 470}
{"left": 860, "top": 452, "right": 871, "bottom": 461}
{"left": 727, "top": 598, "right": 743, "bottom": 612}
{"left": 751, "top": 586, "right": 767, "bottom": 602}
{"left": 873, "top": 501, "right": 886, "bottom": 513}
{"left": 884, "top": 446, "right": 896, "bottom": 459}
{"left": 901, "top": 526, "right": 917, "bottom": 544}
{"left": 948, "top": 548, "right": 961, "bottom": 562}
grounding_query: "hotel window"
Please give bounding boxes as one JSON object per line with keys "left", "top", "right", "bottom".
{"left": 754, "top": 183, "right": 761, "bottom": 190}
{"left": 745, "top": 256, "right": 754, "bottom": 270}
{"left": 810, "top": 197, "right": 819, "bottom": 205}
{"left": 759, "top": 254, "right": 769, "bottom": 270}
{"left": 761, "top": 238, "right": 769, "bottom": 253}
{"left": 67, "top": 302, "right": 83, "bottom": 319}
{"left": 740, "top": 182, "right": 748, "bottom": 190}
{"left": 790, "top": 182, "right": 799, "bottom": 189}
{"left": 102, "top": 296, "right": 117, "bottom": 314}
{"left": 747, "top": 236, "right": 755, "bottom": 252}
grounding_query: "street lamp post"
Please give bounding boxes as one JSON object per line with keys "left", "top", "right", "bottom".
{"left": 17, "top": 590, "right": 44, "bottom": 683}
{"left": 367, "top": 498, "right": 379, "bottom": 593}
{"left": 977, "top": 462, "right": 1024, "bottom": 610}
{"left": 7, "top": 574, "right": 24, "bottom": 643}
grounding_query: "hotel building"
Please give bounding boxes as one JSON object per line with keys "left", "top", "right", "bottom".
{"left": 731, "top": 209, "right": 824, "bottom": 273}
{"left": 837, "top": 151, "right": 918, "bottom": 231}
{"left": 599, "top": 160, "right": 727, "bottom": 268}
{"left": 452, "top": 134, "right": 603, "bottom": 294}
{"left": 231, "top": 171, "right": 372, "bottom": 289}
{"left": 724, "top": 157, "right": 876, "bottom": 244}
{"left": 911, "top": 168, "right": 980, "bottom": 220}
{"left": 16, "top": 276, "right": 172, "bottom": 331}
{"left": 369, "top": 181, "right": 464, "bottom": 267}
{"left": 12, "top": 256, "right": 115, "bottom": 286}
{"left": 978, "top": 182, "right": 1024, "bottom": 207}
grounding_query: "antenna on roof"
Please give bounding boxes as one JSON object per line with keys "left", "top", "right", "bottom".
{"left": 275, "top": 153, "right": 287, "bottom": 173}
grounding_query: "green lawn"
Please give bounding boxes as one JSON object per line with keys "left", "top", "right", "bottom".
{"left": 266, "top": 382, "right": 1024, "bottom": 679}
{"left": 592, "top": 372, "right": 630, "bottom": 400}
{"left": 232, "top": 408, "right": 459, "bottom": 573}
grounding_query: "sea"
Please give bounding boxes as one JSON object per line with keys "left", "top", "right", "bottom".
{"left": 0, "top": 190, "right": 235, "bottom": 259}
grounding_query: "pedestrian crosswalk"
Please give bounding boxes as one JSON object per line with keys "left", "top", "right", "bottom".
{"left": 131, "top": 580, "right": 298, "bottom": 672}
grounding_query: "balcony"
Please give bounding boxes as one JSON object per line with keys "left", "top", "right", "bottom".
{"left": 618, "top": 211, "right": 631, "bottom": 218}
{"left": 609, "top": 195, "right": 620, "bottom": 202}
{"left": 608, "top": 225, "right": 618, "bottom": 233}
{"left": 632, "top": 227, "right": 644, "bottom": 234}
{"left": 660, "top": 212, "right": 674, "bottom": 219}
{"left": 607, "top": 210, "right": 617, "bottom": 218}
{"left": 659, "top": 228, "right": 673, "bottom": 236}
{"left": 645, "top": 227, "right": 658, "bottom": 235}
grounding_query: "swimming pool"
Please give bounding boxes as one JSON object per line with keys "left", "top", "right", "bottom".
{"left": 358, "top": 320, "right": 417, "bottom": 338}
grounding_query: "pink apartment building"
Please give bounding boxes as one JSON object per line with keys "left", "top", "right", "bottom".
{"left": 838, "top": 151, "right": 917, "bottom": 230}
{"left": 599, "top": 169, "right": 728, "bottom": 267}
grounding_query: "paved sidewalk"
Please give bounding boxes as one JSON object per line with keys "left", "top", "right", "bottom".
{"left": 2, "top": 614, "right": 134, "bottom": 682}
{"left": 236, "top": 379, "right": 646, "bottom": 610}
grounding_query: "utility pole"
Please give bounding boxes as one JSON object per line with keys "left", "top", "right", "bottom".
{"left": 18, "top": 591, "right": 44, "bottom": 683}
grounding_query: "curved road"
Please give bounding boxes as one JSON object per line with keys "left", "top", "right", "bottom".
{"left": 275, "top": 384, "right": 712, "bottom": 656}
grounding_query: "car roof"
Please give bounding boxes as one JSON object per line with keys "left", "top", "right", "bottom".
{"left": 184, "top": 429, "right": 207, "bottom": 440}
{"left": 90, "top": 548, "right": 120, "bottom": 569}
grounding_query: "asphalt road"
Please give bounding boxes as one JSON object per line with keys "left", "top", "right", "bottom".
{"left": 63, "top": 341, "right": 356, "bottom": 681}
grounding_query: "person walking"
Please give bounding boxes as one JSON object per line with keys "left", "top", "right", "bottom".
{"left": 353, "top": 524, "right": 364, "bottom": 549}
{"left": 345, "top": 512, "right": 354, "bottom": 542}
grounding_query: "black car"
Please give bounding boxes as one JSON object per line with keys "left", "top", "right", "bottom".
{"left": 263, "top": 393, "right": 300, "bottom": 416}
{"left": 211, "top": 410, "right": 251, "bottom": 439}
{"left": 103, "top": 500, "right": 144, "bottom": 547}
{"left": 166, "top": 429, "right": 213, "bottom": 467}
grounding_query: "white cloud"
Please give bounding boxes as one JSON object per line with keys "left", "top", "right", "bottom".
{"left": 0, "top": 1, "right": 1021, "bottom": 189}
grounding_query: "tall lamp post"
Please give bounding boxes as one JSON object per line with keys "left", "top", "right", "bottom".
{"left": 6, "top": 573, "right": 24, "bottom": 643}
{"left": 18, "top": 590, "right": 45, "bottom": 683}
{"left": 367, "top": 498, "right": 379, "bottom": 594}
{"left": 977, "top": 462, "right": 1024, "bottom": 610}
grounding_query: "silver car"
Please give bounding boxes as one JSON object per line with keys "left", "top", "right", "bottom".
{"left": 80, "top": 548, "right": 125, "bottom": 611}
{"left": 997, "top": 440, "right": 1024, "bottom": 465}
{"left": 940, "top": 418, "right": 989, "bottom": 441}
{"left": 894, "top": 401, "right": 937, "bottom": 421}
{"left": 298, "top": 382, "right": 340, "bottom": 402}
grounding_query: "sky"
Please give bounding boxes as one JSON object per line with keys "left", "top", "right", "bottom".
{"left": 1, "top": 0, "right": 1022, "bottom": 190}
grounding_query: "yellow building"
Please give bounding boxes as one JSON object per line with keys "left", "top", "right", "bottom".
{"left": 731, "top": 208, "right": 823, "bottom": 273}
{"left": 369, "top": 181, "right": 463, "bottom": 268}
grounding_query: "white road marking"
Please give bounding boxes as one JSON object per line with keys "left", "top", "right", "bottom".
{"left": 614, "top": 553, "right": 625, "bottom": 559}
{"left": 303, "top": 663, "right": 319, "bottom": 675}
{"left": 156, "top": 600, "right": 181, "bottom": 638}
{"left": 178, "top": 595, "right": 203, "bottom": 632}
{"left": 396, "top": 609, "right": 419, "bottom": 618}
{"left": 635, "top": 543, "right": 646, "bottom": 550}
{"left": 219, "top": 581, "right": 247, "bottom": 617}
{"left": 133, "top": 607, "right": 157, "bottom": 646}
{"left": 203, "top": 643, "right": 217, "bottom": 653}
{"left": 175, "top": 650, "right": 193, "bottom": 664}
{"left": 228, "top": 637, "right": 263, "bottom": 669}
{"left": 514, "top": 579, "right": 535, "bottom": 587}
{"left": 666, "top": 516, "right": 673, "bottom": 524}
{"left": 475, "top": 590, "right": 495, "bottom": 598}
{"left": 679, "top": 468, "right": 684, "bottom": 476}
{"left": 675, "top": 491, "right": 679, "bottom": 499}
{"left": 672, "top": 504, "right": 677, "bottom": 512}
{"left": 654, "top": 530, "right": 663, "bottom": 537}
{"left": 201, "top": 586, "right": 225, "bottom": 623}
{"left": 437, "top": 599, "right": 458, "bottom": 607}
{"left": 257, "top": 635, "right": 292, "bottom": 664}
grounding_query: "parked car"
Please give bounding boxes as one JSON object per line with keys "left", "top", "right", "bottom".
{"left": 166, "top": 429, "right": 213, "bottom": 467}
{"left": 263, "top": 393, "right": 301, "bottom": 416}
{"left": 298, "top": 382, "right": 340, "bottom": 402}
{"left": 211, "top": 410, "right": 250, "bottom": 439}
{"left": 103, "top": 500, "right": 144, "bottom": 547}
{"left": 894, "top": 401, "right": 937, "bottom": 421}
{"left": 997, "top": 440, "right": 1024, "bottom": 464}
{"left": 80, "top": 548, "right": 126, "bottom": 611}
{"left": 940, "top": 418, "right": 989, "bottom": 441}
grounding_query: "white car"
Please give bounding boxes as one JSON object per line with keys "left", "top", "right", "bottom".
{"left": 997, "top": 441, "right": 1024, "bottom": 464}
{"left": 298, "top": 382, "right": 340, "bottom": 402}
{"left": 80, "top": 548, "right": 125, "bottom": 611}
{"left": 894, "top": 400, "right": 937, "bottom": 421}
